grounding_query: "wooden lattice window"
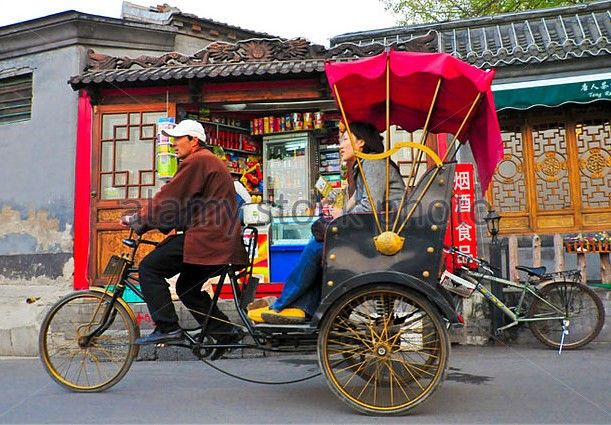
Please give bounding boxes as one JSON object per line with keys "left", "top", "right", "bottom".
{"left": 576, "top": 118, "right": 610, "bottom": 210}
{"left": 531, "top": 122, "right": 572, "bottom": 211}
{"left": 388, "top": 126, "right": 430, "bottom": 188}
{"left": 99, "top": 111, "right": 167, "bottom": 200}
{"left": 488, "top": 103, "right": 611, "bottom": 234}
{"left": 491, "top": 126, "right": 527, "bottom": 212}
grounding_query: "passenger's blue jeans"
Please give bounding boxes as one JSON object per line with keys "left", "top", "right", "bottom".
{"left": 270, "top": 237, "right": 323, "bottom": 316}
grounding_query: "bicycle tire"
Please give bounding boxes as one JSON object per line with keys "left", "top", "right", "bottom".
{"left": 528, "top": 281, "right": 604, "bottom": 350}
{"left": 317, "top": 285, "right": 450, "bottom": 415}
{"left": 39, "top": 290, "right": 139, "bottom": 392}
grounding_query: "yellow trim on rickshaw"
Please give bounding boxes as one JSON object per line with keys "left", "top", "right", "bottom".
{"left": 354, "top": 142, "right": 443, "bottom": 167}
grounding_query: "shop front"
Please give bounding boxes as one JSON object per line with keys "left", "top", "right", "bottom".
{"left": 70, "top": 37, "right": 437, "bottom": 295}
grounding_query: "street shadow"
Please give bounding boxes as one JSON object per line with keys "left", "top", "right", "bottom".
{"left": 446, "top": 366, "right": 493, "bottom": 385}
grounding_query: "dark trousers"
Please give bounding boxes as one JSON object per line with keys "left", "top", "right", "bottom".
{"left": 138, "top": 234, "right": 230, "bottom": 333}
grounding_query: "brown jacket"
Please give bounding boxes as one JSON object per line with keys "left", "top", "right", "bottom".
{"left": 138, "top": 148, "right": 248, "bottom": 266}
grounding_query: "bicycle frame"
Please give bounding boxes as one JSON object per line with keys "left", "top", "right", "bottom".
{"left": 460, "top": 270, "right": 567, "bottom": 331}
{"left": 88, "top": 228, "right": 312, "bottom": 355}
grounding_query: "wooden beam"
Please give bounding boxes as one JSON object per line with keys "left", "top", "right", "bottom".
{"left": 201, "top": 79, "right": 324, "bottom": 103}
{"left": 553, "top": 233, "right": 565, "bottom": 273}
{"left": 508, "top": 235, "right": 519, "bottom": 282}
{"left": 600, "top": 253, "right": 611, "bottom": 284}
{"left": 577, "top": 253, "right": 587, "bottom": 284}
{"left": 532, "top": 234, "right": 541, "bottom": 267}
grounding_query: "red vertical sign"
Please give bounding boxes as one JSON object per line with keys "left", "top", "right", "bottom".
{"left": 444, "top": 163, "right": 478, "bottom": 270}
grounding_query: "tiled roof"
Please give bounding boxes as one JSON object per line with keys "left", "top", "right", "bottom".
{"left": 71, "top": 59, "right": 326, "bottom": 86}
{"left": 331, "top": 1, "right": 611, "bottom": 68}
{"left": 69, "top": 34, "right": 437, "bottom": 89}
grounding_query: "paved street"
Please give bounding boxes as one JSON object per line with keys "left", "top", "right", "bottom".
{"left": 1, "top": 344, "right": 610, "bottom": 424}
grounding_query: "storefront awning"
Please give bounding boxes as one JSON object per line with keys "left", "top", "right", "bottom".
{"left": 492, "top": 72, "right": 611, "bottom": 111}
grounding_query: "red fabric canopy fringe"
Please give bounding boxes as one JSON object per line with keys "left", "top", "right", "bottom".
{"left": 325, "top": 50, "right": 503, "bottom": 192}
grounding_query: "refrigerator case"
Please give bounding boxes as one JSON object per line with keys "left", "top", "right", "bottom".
{"left": 263, "top": 132, "right": 318, "bottom": 216}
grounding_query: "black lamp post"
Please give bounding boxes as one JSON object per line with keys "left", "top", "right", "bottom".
{"left": 484, "top": 208, "right": 504, "bottom": 335}
{"left": 484, "top": 209, "right": 501, "bottom": 243}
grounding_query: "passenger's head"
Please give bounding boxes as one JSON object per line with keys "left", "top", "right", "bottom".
{"left": 338, "top": 121, "right": 383, "bottom": 161}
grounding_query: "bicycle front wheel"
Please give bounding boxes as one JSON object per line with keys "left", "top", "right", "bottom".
{"left": 529, "top": 281, "right": 604, "bottom": 350}
{"left": 39, "top": 290, "right": 139, "bottom": 392}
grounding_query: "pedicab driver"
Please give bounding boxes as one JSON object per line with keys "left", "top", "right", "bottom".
{"left": 120, "top": 119, "right": 248, "bottom": 356}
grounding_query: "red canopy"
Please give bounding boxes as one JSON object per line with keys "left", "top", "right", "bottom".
{"left": 325, "top": 50, "right": 503, "bottom": 192}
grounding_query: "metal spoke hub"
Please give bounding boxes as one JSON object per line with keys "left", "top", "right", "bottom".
{"left": 375, "top": 344, "right": 390, "bottom": 357}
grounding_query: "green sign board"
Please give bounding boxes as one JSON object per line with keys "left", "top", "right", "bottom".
{"left": 493, "top": 78, "right": 611, "bottom": 110}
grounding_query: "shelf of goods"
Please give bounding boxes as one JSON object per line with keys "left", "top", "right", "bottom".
{"left": 319, "top": 144, "right": 341, "bottom": 175}
{"left": 199, "top": 120, "right": 261, "bottom": 177}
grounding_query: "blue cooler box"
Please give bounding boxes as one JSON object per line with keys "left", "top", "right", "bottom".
{"left": 269, "top": 216, "right": 316, "bottom": 283}
{"left": 270, "top": 243, "right": 307, "bottom": 283}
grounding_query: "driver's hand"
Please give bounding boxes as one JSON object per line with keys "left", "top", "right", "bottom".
{"left": 119, "top": 213, "right": 149, "bottom": 235}
{"left": 119, "top": 213, "right": 137, "bottom": 227}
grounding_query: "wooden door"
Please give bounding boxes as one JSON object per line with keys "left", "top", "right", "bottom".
{"left": 91, "top": 103, "right": 175, "bottom": 285}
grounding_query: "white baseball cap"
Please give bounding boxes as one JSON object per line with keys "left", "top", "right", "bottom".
{"left": 162, "top": 119, "right": 207, "bottom": 143}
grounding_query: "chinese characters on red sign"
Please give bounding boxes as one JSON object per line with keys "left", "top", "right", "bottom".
{"left": 444, "top": 163, "right": 478, "bottom": 271}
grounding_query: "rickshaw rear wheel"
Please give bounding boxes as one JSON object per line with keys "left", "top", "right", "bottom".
{"left": 317, "top": 284, "right": 450, "bottom": 415}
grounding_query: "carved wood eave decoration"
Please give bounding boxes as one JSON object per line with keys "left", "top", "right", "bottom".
{"left": 85, "top": 32, "right": 438, "bottom": 71}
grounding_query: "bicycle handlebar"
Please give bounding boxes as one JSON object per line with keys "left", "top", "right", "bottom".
{"left": 443, "top": 246, "right": 495, "bottom": 274}
{"left": 121, "top": 230, "right": 159, "bottom": 262}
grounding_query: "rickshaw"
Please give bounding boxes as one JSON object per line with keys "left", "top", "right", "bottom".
{"left": 39, "top": 50, "right": 504, "bottom": 415}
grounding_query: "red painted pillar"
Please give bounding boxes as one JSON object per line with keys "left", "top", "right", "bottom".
{"left": 73, "top": 90, "right": 92, "bottom": 289}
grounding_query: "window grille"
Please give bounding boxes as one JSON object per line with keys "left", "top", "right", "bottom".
{"left": 0, "top": 73, "right": 33, "bottom": 125}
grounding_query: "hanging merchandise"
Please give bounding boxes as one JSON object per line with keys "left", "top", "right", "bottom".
{"left": 156, "top": 117, "right": 177, "bottom": 179}
{"left": 240, "top": 157, "right": 263, "bottom": 193}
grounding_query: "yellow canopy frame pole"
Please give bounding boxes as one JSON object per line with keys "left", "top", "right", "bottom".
{"left": 440, "top": 92, "right": 482, "bottom": 163}
{"left": 407, "top": 78, "right": 443, "bottom": 189}
{"left": 392, "top": 77, "right": 442, "bottom": 233}
{"left": 333, "top": 84, "right": 383, "bottom": 234}
{"left": 385, "top": 54, "right": 391, "bottom": 231}
{"left": 396, "top": 93, "right": 482, "bottom": 235}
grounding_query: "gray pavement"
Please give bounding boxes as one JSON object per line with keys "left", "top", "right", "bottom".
{"left": 1, "top": 344, "right": 610, "bottom": 424}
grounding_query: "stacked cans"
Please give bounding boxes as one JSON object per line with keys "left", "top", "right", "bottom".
{"left": 251, "top": 111, "right": 324, "bottom": 135}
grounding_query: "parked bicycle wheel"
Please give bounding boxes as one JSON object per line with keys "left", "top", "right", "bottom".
{"left": 317, "top": 285, "right": 449, "bottom": 415}
{"left": 529, "top": 281, "right": 604, "bottom": 350}
{"left": 39, "top": 289, "right": 139, "bottom": 392}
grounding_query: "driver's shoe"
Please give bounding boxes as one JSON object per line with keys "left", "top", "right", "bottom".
{"left": 134, "top": 327, "right": 184, "bottom": 345}
{"left": 261, "top": 308, "right": 306, "bottom": 324}
{"left": 209, "top": 327, "right": 244, "bottom": 361}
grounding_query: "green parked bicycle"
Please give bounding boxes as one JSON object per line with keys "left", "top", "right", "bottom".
{"left": 441, "top": 246, "right": 605, "bottom": 351}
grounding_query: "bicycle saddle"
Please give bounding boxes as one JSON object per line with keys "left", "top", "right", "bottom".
{"left": 515, "top": 265, "right": 547, "bottom": 276}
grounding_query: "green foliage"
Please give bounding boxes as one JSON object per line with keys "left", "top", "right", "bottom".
{"left": 381, "top": 0, "right": 589, "bottom": 24}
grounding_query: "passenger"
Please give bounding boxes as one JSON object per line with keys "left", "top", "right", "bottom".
{"left": 248, "top": 121, "right": 406, "bottom": 324}
{"left": 120, "top": 119, "right": 247, "bottom": 358}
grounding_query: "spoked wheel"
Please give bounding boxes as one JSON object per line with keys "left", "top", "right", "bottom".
{"left": 317, "top": 285, "right": 450, "bottom": 415}
{"left": 529, "top": 281, "right": 604, "bottom": 350}
{"left": 39, "top": 290, "right": 139, "bottom": 392}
